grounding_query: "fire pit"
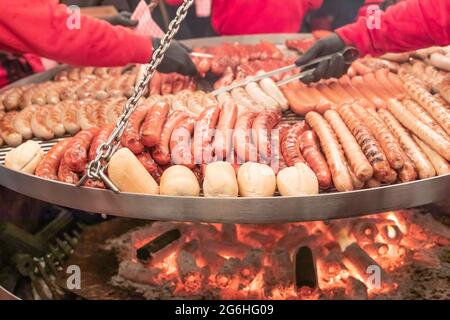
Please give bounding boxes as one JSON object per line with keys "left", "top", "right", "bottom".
{"left": 54, "top": 209, "right": 448, "bottom": 300}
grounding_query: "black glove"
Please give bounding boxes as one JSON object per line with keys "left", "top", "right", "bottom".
{"left": 152, "top": 38, "right": 198, "bottom": 76}
{"left": 104, "top": 11, "right": 138, "bottom": 27}
{"left": 295, "top": 33, "right": 347, "bottom": 84}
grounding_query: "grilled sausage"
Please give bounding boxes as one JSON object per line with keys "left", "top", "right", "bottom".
{"left": 170, "top": 117, "right": 196, "bottom": 168}
{"left": 352, "top": 102, "right": 404, "bottom": 170}
{"left": 136, "top": 151, "right": 164, "bottom": 183}
{"left": 213, "top": 100, "right": 238, "bottom": 161}
{"left": 152, "top": 111, "right": 189, "bottom": 165}
{"left": 46, "top": 104, "right": 65, "bottom": 137}
{"left": 141, "top": 100, "right": 170, "bottom": 147}
{"left": 35, "top": 139, "right": 71, "bottom": 180}
{"left": 324, "top": 109, "right": 373, "bottom": 181}
{"left": 377, "top": 108, "right": 435, "bottom": 179}
{"left": 31, "top": 107, "right": 54, "bottom": 140}
{"left": 13, "top": 105, "right": 37, "bottom": 139}
{"left": 280, "top": 122, "right": 306, "bottom": 167}
{"left": 60, "top": 100, "right": 81, "bottom": 135}
{"left": 413, "top": 135, "right": 450, "bottom": 176}
{"left": 233, "top": 111, "right": 259, "bottom": 162}
{"left": 387, "top": 99, "right": 450, "bottom": 161}
{"left": 62, "top": 128, "right": 99, "bottom": 173}
{"left": 0, "top": 111, "right": 22, "bottom": 146}
{"left": 403, "top": 79, "right": 450, "bottom": 136}
{"left": 305, "top": 112, "right": 354, "bottom": 192}
{"left": 192, "top": 105, "right": 221, "bottom": 164}
{"left": 299, "top": 130, "right": 332, "bottom": 189}
{"left": 120, "top": 102, "right": 152, "bottom": 154}
{"left": 251, "top": 110, "right": 281, "bottom": 161}
{"left": 88, "top": 124, "right": 114, "bottom": 161}
{"left": 337, "top": 104, "right": 393, "bottom": 182}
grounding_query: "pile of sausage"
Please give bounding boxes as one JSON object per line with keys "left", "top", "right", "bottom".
{"left": 0, "top": 66, "right": 196, "bottom": 147}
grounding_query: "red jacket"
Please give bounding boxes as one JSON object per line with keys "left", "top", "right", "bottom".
{"left": 166, "top": 0, "right": 323, "bottom": 35}
{"left": 0, "top": 0, "right": 153, "bottom": 67}
{"left": 336, "top": 0, "right": 450, "bottom": 56}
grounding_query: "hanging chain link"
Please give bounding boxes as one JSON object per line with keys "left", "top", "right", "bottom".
{"left": 77, "top": 0, "right": 194, "bottom": 190}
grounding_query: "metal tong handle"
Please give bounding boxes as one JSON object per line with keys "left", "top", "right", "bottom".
{"left": 76, "top": 0, "right": 195, "bottom": 191}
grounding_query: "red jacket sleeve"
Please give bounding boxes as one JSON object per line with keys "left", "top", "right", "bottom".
{"left": 336, "top": 0, "right": 450, "bottom": 56}
{"left": 0, "top": 0, "right": 153, "bottom": 67}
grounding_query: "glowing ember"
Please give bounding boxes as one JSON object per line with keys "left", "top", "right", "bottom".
{"left": 109, "top": 210, "right": 450, "bottom": 300}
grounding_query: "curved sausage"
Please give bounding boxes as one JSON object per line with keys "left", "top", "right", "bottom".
{"left": 213, "top": 100, "right": 238, "bottom": 161}
{"left": 233, "top": 112, "right": 259, "bottom": 162}
{"left": 35, "top": 139, "right": 71, "bottom": 180}
{"left": 280, "top": 122, "right": 306, "bottom": 167}
{"left": 46, "top": 104, "right": 65, "bottom": 137}
{"left": 62, "top": 128, "right": 99, "bottom": 173}
{"left": 136, "top": 151, "right": 164, "bottom": 183}
{"left": 324, "top": 109, "right": 373, "bottom": 181}
{"left": 192, "top": 106, "right": 221, "bottom": 164}
{"left": 0, "top": 111, "right": 23, "bottom": 146}
{"left": 305, "top": 112, "right": 354, "bottom": 192}
{"left": 413, "top": 135, "right": 450, "bottom": 176}
{"left": 31, "top": 107, "right": 54, "bottom": 140}
{"left": 141, "top": 100, "right": 170, "bottom": 147}
{"left": 152, "top": 111, "right": 189, "bottom": 165}
{"left": 76, "top": 100, "right": 97, "bottom": 130}
{"left": 251, "top": 110, "right": 281, "bottom": 161}
{"left": 170, "top": 117, "right": 196, "bottom": 168}
{"left": 120, "top": 102, "right": 152, "bottom": 154}
{"left": 187, "top": 91, "right": 205, "bottom": 116}
{"left": 13, "top": 105, "right": 37, "bottom": 139}
{"left": 58, "top": 156, "right": 79, "bottom": 184}
{"left": 245, "top": 81, "right": 280, "bottom": 111}
{"left": 88, "top": 124, "right": 115, "bottom": 161}
{"left": 231, "top": 87, "right": 265, "bottom": 113}
{"left": 299, "top": 130, "right": 333, "bottom": 189}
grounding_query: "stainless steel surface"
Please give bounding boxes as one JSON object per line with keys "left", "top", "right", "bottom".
{"left": 0, "top": 286, "right": 19, "bottom": 300}
{"left": 0, "top": 159, "right": 449, "bottom": 223}
{"left": 0, "top": 34, "right": 449, "bottom": 223}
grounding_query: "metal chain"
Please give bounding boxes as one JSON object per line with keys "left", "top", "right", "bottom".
{"left": 77, "top": 0, "right": 194, "bottom": 190}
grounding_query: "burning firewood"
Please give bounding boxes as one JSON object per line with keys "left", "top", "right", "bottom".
{"left": 176, "top": 250, "right": 202, "bottom": 292}
{"left": 363, "top": 243, "right": 389, "bottom": 258}
{"left": 264, "top": 248, "right": 293, "bottom": 292}
{"left": 350, "top": 220, "right": 378, "bottom": 243}
{"left": 216, "top": 258, "right": 241, "bottom": 290}
{"left": 379, "top": 225, "right": 403, "bottom": 245}
{"left": 240, "top": 249, "right": 264, "bottom": 286}
{"left": 117, "top": 260, "right": 163, "bottom": 286}
{"left": 136, "top": 229, "right": 181, "bottom": 263}
{"left": 342, "top": 243, "right": 396, "bottom": 294}
{"left": 345, "top": 276, "right": 368, "bottom": 300}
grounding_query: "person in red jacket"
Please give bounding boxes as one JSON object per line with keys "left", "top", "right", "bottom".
{"left": 165, "top": 0, "right": 324, "bottom": 35}
{"left": 296, "top": 0, "right": 450, "bottom": 83}
{"left": 0, "top": 0, "right": 197, "bottom": 75}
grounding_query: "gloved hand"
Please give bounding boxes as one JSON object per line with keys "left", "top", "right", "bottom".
{"left": 152, "top": 38, "right": 198, "bottom": 76}
{"left": 295, "top": 33, "right": 347, "bottom": 84}
{"left": 104, "top": 11, "right": 138, "bottom": 27}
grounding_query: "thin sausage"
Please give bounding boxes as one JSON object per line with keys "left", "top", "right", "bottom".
{"left": 46, "top": 104, "right": 65, "bottom": 137}
{"left": 31, "top": 107, "right": 54, "bottom": 140}
{"left": 351, "top": 76, "right": 386, "bottom": 109}
{"left": 280, "top": 122, "right": 306, "bottom": 167}
{"left": 305, "top": 111, "right": 354, "bottom": 192}
{"left": 88, "top": 124, "right": 114, "bottom": 161}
